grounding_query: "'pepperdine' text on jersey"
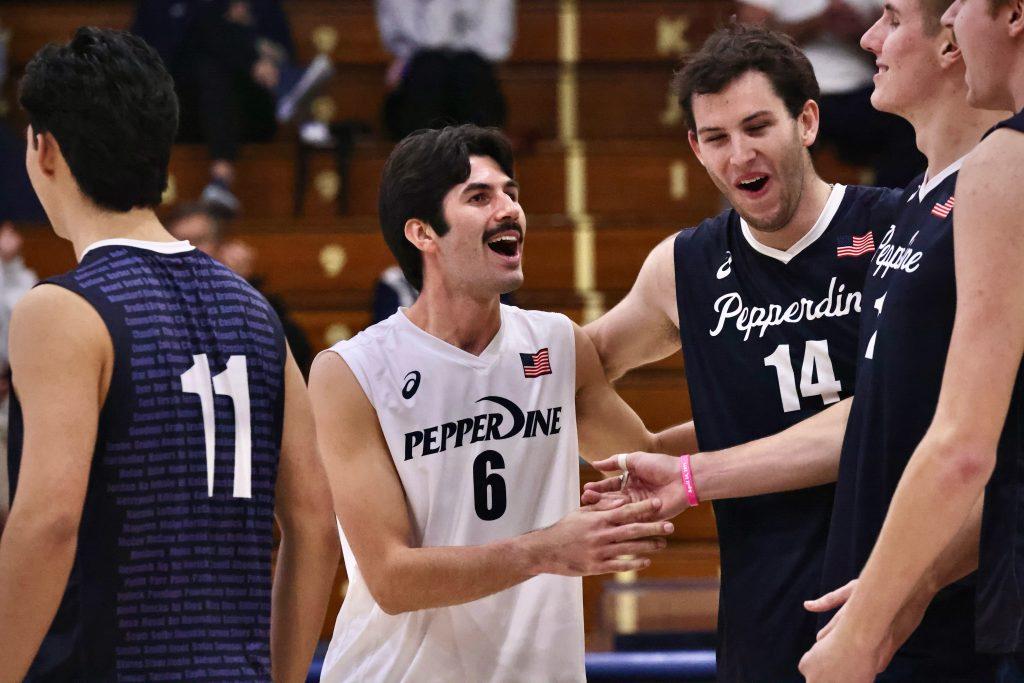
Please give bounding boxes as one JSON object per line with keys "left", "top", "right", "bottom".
{"left": 674, "top": 184, "right": 900, "bottom": 682}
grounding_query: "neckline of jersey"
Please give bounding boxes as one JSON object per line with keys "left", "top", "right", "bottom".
{"left": 739, "top": 183, "right": 847, "bottom": 265}
{"left": 915, "top": 154, "right": 968, "bottom": 204}
{"left": 395, "top": 305, "right": 507, "bottom": 368}
{"left": 79, "top": 238, "right": 195, "bottom": 262}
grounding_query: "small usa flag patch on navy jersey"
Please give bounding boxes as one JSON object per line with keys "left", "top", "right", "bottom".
{"left": 520, "top": 348, "right": 552, "bottom": 378}
{"left": 932, "top": 196, "right": 955, "bottom": 219}
{"left": 837, "top": 231, "right": 875, "bottom": 258}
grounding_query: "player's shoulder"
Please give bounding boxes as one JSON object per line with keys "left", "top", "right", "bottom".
{"left": 956, "top": 132, "right": 1024, "bottom": 220}
{"left": 675, "top": 207, "right": 734, "bottom": 252}
{"left": 841, "top": 183, "right": 904, "bottom": 217}
{"left": 682, "top": 207, "right": 733, "bottom": 237}
{"left": 499, "top": 304, "right": 575, "bottom": 337}
{"left": 327, "top": 311, "right": 404, "bottom": 358}
{"left": 10, "top": 283, "right": 111, "bottom": 358}
{"left": 965, "top": 129, "right": 1024, "bottom": 177}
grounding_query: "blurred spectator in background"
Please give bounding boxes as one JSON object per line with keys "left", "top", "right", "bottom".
{"left": 133, "top": 1, "right": 332, "bottom": 215}
{"left": 738, "top": 0, "right": 925, "bottom": 187}
{"left": 377, "top": 0, "right": 515, "bottom": 140}
{"left": 0, "top": 222, "right": 37, "bottom": 528}
{"left": 372, "top": 263, "right": 514, "bottom": 323}
{"left": 0, "top": 22, "right": 45, "bottom": 225}
{"left": 166, "top": 203, "right": 314, "bottom": 375}
{"left": 372, "top": 265, "right": 418, "bottom": 324}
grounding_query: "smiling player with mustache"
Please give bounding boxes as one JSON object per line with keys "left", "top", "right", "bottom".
{"left": 307, "top": 124, "right": 693, "bottom": 683}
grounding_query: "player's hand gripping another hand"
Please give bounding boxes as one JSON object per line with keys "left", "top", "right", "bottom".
{"left": 799, "top": 578, "right": 932, "bottom": 682}
{"left": 527, "top": 498, "right": 674, "bottom": 576}
{"left": 580, "top": 452, "right": 690, "bottom": 520}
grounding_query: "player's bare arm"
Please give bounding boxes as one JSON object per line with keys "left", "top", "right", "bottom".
{"left": 270, "top": 348, "right": 341, "bottom": 683}
{"left": 0, "top": 285, "right": 111, "bottom": 679}
{"left": 806, "top": 495, "right": 984, "bottom": 668}
{"left": 309, "top": 351, "right": 673, "bottom": 615}
{"left": 582, "top": 396, "right": 851, "bottom": 518}
{"left": 573, "top": 323, "right": 695, "bottom": 461}
{"left": 798, "top": 133, "right": 1024, "bottom": 681}
{"left": 584, "top": 235, "right": 681, "bottom": 382}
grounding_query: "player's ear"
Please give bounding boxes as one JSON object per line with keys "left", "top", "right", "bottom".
{"left": 1008, "top": 0, "right": 1024, "bottom": 38}
{"left": 26, "top": 126, "right": 60, "bottom": 179}
{"left": 938, "top": 26, "right": 963, "bottom": 69}
{"left": 797, "top": 99, "right": 820, "bottom": 148}
{"left": 687, "top": 130, "right": 706, "bottom": 166}
{"left": 404, "top": 218, "right": 437, "bottom": 254}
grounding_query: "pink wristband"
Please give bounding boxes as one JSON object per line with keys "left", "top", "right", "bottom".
{"left": 680, "top": 454, "right": 700, "bottom": 507}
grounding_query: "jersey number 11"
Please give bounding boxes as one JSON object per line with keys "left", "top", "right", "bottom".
{"left": 180, "top": 354, "right": 252, "bottom": 499}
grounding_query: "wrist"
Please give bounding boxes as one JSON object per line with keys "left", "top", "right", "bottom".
{"left": 838, "top": 590, "right": 892, "bottom": 648}
{"left": 516, "top": 527, "right": 552, "bottom": 577}
{"left": 679, "top": 454, "right": 701, "bottom": 507}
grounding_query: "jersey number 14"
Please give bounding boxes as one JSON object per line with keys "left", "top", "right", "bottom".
{"left": 763, "top": 340, "right": 842, "bottom": 413}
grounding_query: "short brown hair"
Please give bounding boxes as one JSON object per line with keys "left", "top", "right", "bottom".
{"left": 919, "top": 0, "right": 948, "bottom": 33}
{"left": 672, "top": 23, "right": 820, "bottom": 132}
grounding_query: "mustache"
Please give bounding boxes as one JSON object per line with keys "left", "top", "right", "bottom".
{"left": 482, "top": 220, "right": 523, "bottom": 242}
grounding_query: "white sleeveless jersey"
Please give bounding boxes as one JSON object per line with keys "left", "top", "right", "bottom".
{"left": 320, "top": 305, "right": 585, "bottom": 683}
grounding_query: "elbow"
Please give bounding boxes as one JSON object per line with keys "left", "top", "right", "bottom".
{"left": 367, "top": 577, "right": 414, "bottom": 616}
{"left": 375, "top": 594, "right": 409, "bottom": 617}
{"left": 946, "top": 450, "right": 996, "bottom": 488}
{"left": 9, "top": 505, "right": 80, "bottom": 551}
{"left": 929, "top": 428, "right": 997, "bottom": 490}
{"left": 363, "top": 552, "right": 420, "bottom": 616}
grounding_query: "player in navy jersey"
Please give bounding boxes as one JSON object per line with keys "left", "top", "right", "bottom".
{"left": 582, "top": 24, "right": 901, "bottom": 681}
{"left": 795, "top": 0, "right": 1024, "bottom": 679}
{"left": 584, "top": 7, "right": 1008, "bottom": 680}
{"left": 0, "top": 28, "right": 339, "bottom": 680}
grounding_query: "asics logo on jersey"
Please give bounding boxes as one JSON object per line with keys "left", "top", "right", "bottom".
{"left": 402, "top": 371, "right": 421, "bottom": 399}
{"left": 404, "top": 395, "right": 563, "bottom": 460}
{"left": 716, "top": 251, "right": 733, "bottom": 280}
{"left": 709, "top": 277, "right": 862, "bottom": 341}
{"left": 872, "top": 226, "right": 923, "bottom": 279}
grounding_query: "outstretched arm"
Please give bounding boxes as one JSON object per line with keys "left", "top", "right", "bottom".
{"left": 270, "top": 348, "right": 341, "bottom": 683}
{"left": 309, "top": 351, "right": 673, "bottom": 615}
{"left": 0, "top": 285, "right": 111, "bottom": 679}
{"left": 798, "top": 133, "right": 1024, "bottom": 682}
{"left": 583, "top": 397, "right": 851, "bottom": 518}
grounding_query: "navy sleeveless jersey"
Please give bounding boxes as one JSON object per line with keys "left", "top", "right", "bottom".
{"left": 7, "top": 240, "right": 287, "bottom": 681}
{"left": 675, "top": 184, "right": 900, "bottom": 681}
{"left": 976, "top": 110, "right": 1024, "bottom": 655}
{"left": 823, "top": 166, "right": 995, "bottom": 677}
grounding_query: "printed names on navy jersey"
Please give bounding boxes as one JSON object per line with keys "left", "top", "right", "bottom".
{"left": 15, "top": 247, "right": 286, "bottom": 680}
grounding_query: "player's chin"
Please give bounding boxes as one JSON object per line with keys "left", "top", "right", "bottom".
{"left": 498, "top": 270, "right": 524, "bottom": 294}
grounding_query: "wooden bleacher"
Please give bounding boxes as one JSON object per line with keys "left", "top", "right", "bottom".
{"left": 2, "top": 0, "right": 878, "bottom": 647}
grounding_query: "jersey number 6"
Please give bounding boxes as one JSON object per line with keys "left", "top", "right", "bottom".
{"left": 474, "top": 450, "right": 507, "bottom": 520}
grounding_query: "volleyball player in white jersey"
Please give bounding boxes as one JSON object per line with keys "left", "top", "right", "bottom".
{"left": 309, "top": 125, "right": 684, "bottom": 683}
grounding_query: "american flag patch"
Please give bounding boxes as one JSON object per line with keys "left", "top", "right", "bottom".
{"left": 520, "top": 348, "right": 552, "bottom": 378}
{"left": 932, "top": 196, "right": 955, "bottom": 219}
{"left": 837, "top": 231, "right": 876, "bottom": 258}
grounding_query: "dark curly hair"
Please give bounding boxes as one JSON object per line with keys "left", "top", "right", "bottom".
{"left": 378, "top": 125, "right": 515, "bottom": 290}
{"left": 19, "top": 27, "right": 178, "bottom": 212}
{"left": 673, "top": 23, "right": 820, "bottom": 132}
